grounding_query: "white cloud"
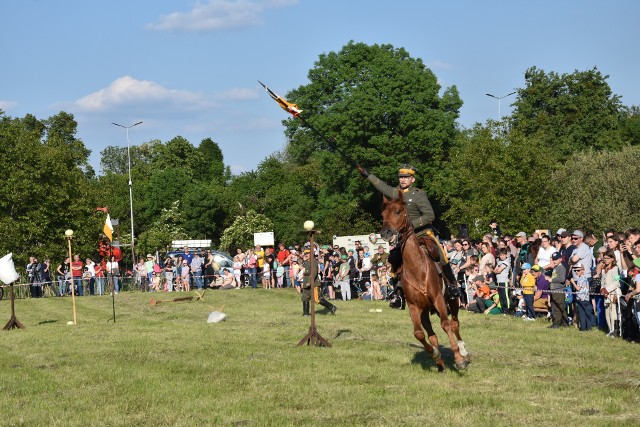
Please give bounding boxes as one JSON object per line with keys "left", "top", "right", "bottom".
{"left": 74, "top": 76, "right": 215, "bottom": 112}
{"left": 147, "top": 0, "right": 298, "bottom": 32}
{"left": 0, "top": 100, "right": 17, "bottom": 111}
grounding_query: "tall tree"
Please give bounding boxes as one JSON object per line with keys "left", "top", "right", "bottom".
{"left": 510, "top": 66, "right": 625, "bottom": 158}
{"left": 282, "top": 41, "right": 462, "bottom": 224}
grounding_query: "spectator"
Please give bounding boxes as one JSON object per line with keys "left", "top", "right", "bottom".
{"left": 145, "top": 255, "right": 155, "bottom": 290}
{"left": 276, "top": 243, "right": 291, "bottom": 288}
{"left": 71, "top": 255, "right": 84, "bottom": 296}
{"left": 106, "top": 255, "right": 120, "bottom": 294}
{"left": 569, "top": 230, "right": 600, "bottom": 329}
{"left": 56, "top": 257, "right": 69, "bottom": 296}
{"left": 262, "top": 257, "right": 272, "bottom": 289}
{"left": 182, "top": 246, "right": 193, "bottom": 266}
{"left": 520, "top": 263, "right": 535, "bottom": 321}
{"left": 219, "top": 269, "right": 236, "bottom": 290}
{"left": 135, "top": 257, "right": 147, "bottom": 291}
{"left": 164, "top": 256, "right": 174, "bottom": 292}
{"left": 548, "top": 252, "right": 568, "bottom": 328}
{"left": 494, "top": 248, "right": 511, "bottom": 313}
{"left": 181, "top": 260, "right": 190, "bottom": 292}
{"left": 94, "top": 259, "right": 105, "bottom": 296}
{"left": 246, "top": 248, "right": 258, "bottom": 289}
{"left": 479, "top": 242, "right": 495, "bottom": 273}
{"left": 536, "top": 235, "right": 557, "bottom": 269}
{"left": 489, "top": 219, "right": 501, "bottom": 242}
{"left": 600, "top": 249, "right": 622, "bottom": 337}
{"left": 336, "top": 254, "right": 351, "bottom": 301}
{"left": 233, "top": 255, "right": 243, "bottom": 287}
{"left": 85, "top": 258, "right": 96, "bottom": 296}
{"left": 531, "top": 264, "right": 550, "bottom": 314}
{"left": 191, "top": 252, "right": 204, "bottom": 290}
{"left": 570, "top": 263, "right": 595, "bottom": 331}
{"left": 276, "top": 260, "right": 285, "bottom": 288}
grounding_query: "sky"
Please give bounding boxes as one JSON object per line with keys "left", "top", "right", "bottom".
{"left": 2, "top": 0, "right": 639, "bottom": 175}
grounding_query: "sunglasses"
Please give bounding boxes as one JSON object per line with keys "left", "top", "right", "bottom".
{"left": 462, "top": 243, "right": 469, "bottom": 246}
{"left": 571, "top": 237, "right": 580, "bottom": 240}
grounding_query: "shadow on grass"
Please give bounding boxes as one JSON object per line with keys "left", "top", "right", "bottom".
{"left": 409, "top": 343, "right": 466, "bottom": 375}
{"left": 37, "top": 319, "right": 58, "bottom": 325}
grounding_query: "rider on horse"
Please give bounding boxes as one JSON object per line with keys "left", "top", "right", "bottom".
{"left": 359, "top": 163, "right": 460, "bottom": 308}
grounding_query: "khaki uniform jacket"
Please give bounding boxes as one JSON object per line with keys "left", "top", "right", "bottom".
{"left": 367, "top": 173, "right": 435, "bottom": 232}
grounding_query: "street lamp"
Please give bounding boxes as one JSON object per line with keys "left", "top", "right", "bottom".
{"left": 485, "top": 91, "right": 516, "bottom": 119}
{"left": 65, "top": 229, "right": 77, "bottom": 325}
{"left": 111, "top": 121, "right": 142, "bottom": 264}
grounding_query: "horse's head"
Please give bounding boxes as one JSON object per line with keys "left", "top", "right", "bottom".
{"left": 379, "top": 191, "right": 409, "bottom": 246}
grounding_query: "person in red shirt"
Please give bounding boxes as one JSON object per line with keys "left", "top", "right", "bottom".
{"left": 71, "top": 254, "right": 84, "bottom": 296}
{"left": 94, "top": 259, "right": 105, "bottom": 295}
{"left": 276, "top": 243, "right": 291, "bottom": 288}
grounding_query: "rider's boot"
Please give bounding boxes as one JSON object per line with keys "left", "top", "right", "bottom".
{"left": 388, "top": 277, "right": 405, "bottom": 310}
{"left": 442, "top": 262, "right": 462, "bottom": 299}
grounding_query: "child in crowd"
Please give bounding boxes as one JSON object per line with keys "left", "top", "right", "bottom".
{"left": 181, "top": 260, "right": 190, "bottom": 292}
{"left": 262, "top": 260, "right": 271, "bottom": 289}
{"left": 520, "top": 263, "right": 536, "bottom": 321}
{"left": 152, "top": 271, "right": 162, "bottom": 292}
{"left": 570, "top": 262, "right": 595, "bottom": 331}
{"left": 233, "top": 255, "right": 242, "bottom": 288}
{"left": 370, "top": 273, "right": 382, "bottom": 300}
{"left": 276, "top": 260, "right": 285, "bottom": 288}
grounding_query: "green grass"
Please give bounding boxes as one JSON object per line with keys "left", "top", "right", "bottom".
{"left": 1, "top": 289, "right": 639, "bottom": 426}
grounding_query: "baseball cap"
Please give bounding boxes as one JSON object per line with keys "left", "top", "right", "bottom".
{"left": 556, "top": 228, "right": 566, "bottom": 235}
{"left": 340, "top": 254, "right": 348, "bottom": 260}
{"left": 474, "top": 274, "right": 485, "bottom": 282}
{"left": 551, "top": 252, "right": 562, "bottom": 261}
{"left": 521, "top": 263, "right": 532, "bottom": 270}
{"left": 572, "top": 230, "right": 584, "bottom": 238}
{"left": 531, "top": 264, "right": 542, "bottom": 272}
{"left": 303, "top": 249, "right": 310, "bottom": 254}
{"left": 573, "top": 262, "right": 584, "bottom": 270}
{"left": 515, "top": 232, "right": 526, "bottom": 238}
{"left": 559, "top": 231, "right": 570, "bottom": 238}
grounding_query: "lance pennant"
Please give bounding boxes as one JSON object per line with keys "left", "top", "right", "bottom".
{"left": 258, "top": 80, "right": 302, "bottom": 117}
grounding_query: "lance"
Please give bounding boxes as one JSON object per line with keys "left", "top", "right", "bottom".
{"left": 258, "top": 80, "right": 362, "bottom": 170}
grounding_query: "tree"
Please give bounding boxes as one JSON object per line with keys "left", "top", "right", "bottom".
{"left": 545, "top": 146, "right": 640, "bottom": 232}
{"left": 137, "top": 201, "right": 188, "bottom": 255}
{"left": 197, "top": 138, "right": 227, "bottom": 184}
{"left": 437, "top": 123, "right": 556, "bottom": 237}
{"left": 281, "top": 41, "right": 462, "bottom": 226}
{"left": 0, "top": 112, "right": 97, "bottom": 265}
{"left": 219, "top": 210, "right": 274, "bottom": 252}
{"left": 510, "top": 67, "right": 625, "bottom": 159}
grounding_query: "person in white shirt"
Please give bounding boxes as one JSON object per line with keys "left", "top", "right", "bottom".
{"left": 535, "top": 235, "right": 557, "bottom": 269}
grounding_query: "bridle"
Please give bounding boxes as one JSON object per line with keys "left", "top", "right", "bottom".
{"left": 384, "top": 203, "right": 415, "bottom": 252}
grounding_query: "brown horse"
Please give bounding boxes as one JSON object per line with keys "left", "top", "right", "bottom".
{"left": 380, "top": 192, "right": 469, "bottom": 371}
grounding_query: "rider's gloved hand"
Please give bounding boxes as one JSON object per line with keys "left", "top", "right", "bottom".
{"left": 357, "top": 164, "right": 370, "bottom": 178}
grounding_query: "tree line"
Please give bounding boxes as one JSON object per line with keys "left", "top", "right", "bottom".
{"left": 2, "top": 41, "right": 639, "bottom": 267}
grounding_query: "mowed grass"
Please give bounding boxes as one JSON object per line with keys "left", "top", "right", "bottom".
{"left": 1, "top": 289, "right": 639, "bottom": 426}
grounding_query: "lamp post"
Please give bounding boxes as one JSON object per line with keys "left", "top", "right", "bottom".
{"left": 65, "top": 229, "right": 77, "bottom": 325}
{"left": 485, "top": 91, "right": 516, "bottom": 119}
{"left": 297, "top": 220, "right": 331, "bottom": 347}
{"left": 112, "top": 121, "right": 142, "bottom": 264}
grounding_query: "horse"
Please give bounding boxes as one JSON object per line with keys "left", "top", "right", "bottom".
{"left": 380, "top": 192, "right": 469, "bottom": 371}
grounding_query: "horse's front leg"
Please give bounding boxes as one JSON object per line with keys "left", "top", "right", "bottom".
{"left": 408, "top": 303, "right": 443, "bottom": 371}
{"left": 434, "top": 296, "right": 468, "bottom": 370}
{"left": 421, "top": 309, "right": 445, "bottom": 372}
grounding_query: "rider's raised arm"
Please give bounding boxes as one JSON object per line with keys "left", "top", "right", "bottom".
{"left": 366, "top": 173, "right": 399, "bottom": 199}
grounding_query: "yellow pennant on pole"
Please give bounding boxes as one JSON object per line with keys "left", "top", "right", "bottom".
{"left": 103, "top": 214, "right": 114, "bottom": 242}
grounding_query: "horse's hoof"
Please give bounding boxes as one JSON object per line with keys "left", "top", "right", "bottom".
{"left": 455, "top": 360, "right": 469, "bottom": 370}
{"left": 436, "top": 364, "right": 446, "bottom": 373}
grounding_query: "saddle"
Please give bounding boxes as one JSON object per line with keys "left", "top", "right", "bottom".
{"left": 417, "top": 234, "right": 442, "bottom": 263}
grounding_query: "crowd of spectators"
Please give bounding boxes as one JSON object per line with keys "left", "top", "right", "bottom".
{"left": 14, "top": 225, "right": 640, "bottom": 342}
{"left": 447, "top": 223, "right": 640, "bottom": 342}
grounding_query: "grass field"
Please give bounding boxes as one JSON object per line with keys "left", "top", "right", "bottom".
{"left": 1, "top": 288, "right": 639, "bottom": 426}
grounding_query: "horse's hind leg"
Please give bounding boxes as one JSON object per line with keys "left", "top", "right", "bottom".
{"left": 421, "top": 310, "right": 445, "bottom": 372}
{"left": 408, "top": 304, "right": 444, "bottom": 371}
{"left": 434, "top": 297, "right": 468, "bottom": 370}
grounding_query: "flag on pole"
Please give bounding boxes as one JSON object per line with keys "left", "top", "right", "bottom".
{"left": 104, "top": 214, "right": 114, "bottom": 242}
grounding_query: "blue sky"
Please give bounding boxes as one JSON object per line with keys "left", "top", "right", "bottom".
{"left": 2, "top": 0, "right": 638, "bottom": 175}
